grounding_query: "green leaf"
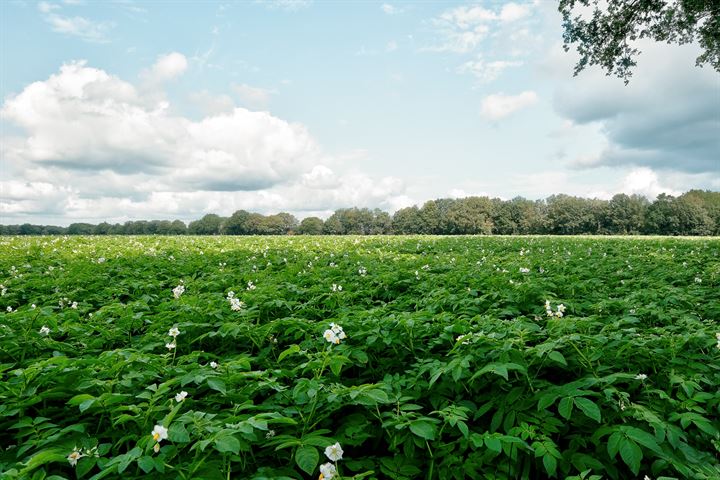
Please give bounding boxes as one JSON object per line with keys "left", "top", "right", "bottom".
{"left": 543, "top": 453, "right": 557, "bottom": 476}
{"left": 295, "top": 445, "right": 319, "bottom": 475}
{"left": 278, "top": 344, "right": 301, "bottom": 362}
{"left": 548, "top": 351, "right": 567, "bottom": 366}
{"left": 574, "top": 397, "right": 601, "bottom": 422}
{"left": 537, "top": 393, "right": 558, "bottom": 410}
{"left": 207, "top": 378, "right": 226, "bottom": 395}
{"left": 477, "top": 363, "right": 509, "bottom": 381}
{"left": 485, "top": 436, "right": 502, "bottom": 453}
{"left": 623, "top": 426, "right": 662, "bottom": 455}
{"left": 214, "top": 435, "right": 240, "bottom": 455}
{"left": 409, "top": 420, "right": 436, "bottom": 440}
{"left": 607, "top": 431, "right": 622, "bottom": 458}
{"left": 558, "top": 397, "right": 574, "bottom": 419}
{"left": 137, "top": 456, "right": 155, "bottom": 474}
{"left": 169, "top": 422, "right": 191, "bottom": 443}
{"left": 619, "top": 438, "right": 642, "bottom": 475}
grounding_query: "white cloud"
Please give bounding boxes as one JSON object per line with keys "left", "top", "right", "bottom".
{"left": 1, "top": 60, "right": 408, "bottom": 224}
{"left": 381, "top": 3, "right": 402, "bottom": 15}
{"left": 499, "top": 3, "right": 530, "bottom": 22}
{"left": 143, "top": 52, "right": 188, "bottom": 83}
{"left": 427, "top": 2, "right": 534, "bottom": 53}
{"left": 480, "top": 91, "right": 538, "bottom": 120}
{"left": 619, "top": 168, "right": 682, "bottom": 199}
{"left": 38, "top": 2, "right": 59, "bottom": 14}
{"left": 38, "top": 3, "right": 113, "bottom": 42}
{"left": 386, "top": 40, "right": 398, "bottom": 52}
{"left": 188, "top": 90, "right": 235, "bottom": 116}
{"left": 457, "top": 56, "right": 523, "bottom": 83}
{"left": 232, "top": 83, "right": 276, "bottom": 110}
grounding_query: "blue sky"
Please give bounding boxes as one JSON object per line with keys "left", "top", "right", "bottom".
{"left": 1, "top": 0, "right": 718, "bottom": 225}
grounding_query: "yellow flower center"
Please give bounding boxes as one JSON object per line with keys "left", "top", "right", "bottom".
{"left": 153, "top": 433, "right": 160, "bottom": 441}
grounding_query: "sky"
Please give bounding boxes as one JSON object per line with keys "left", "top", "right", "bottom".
{"left": 0, "top": 0, "right": 718, "bottom": 226}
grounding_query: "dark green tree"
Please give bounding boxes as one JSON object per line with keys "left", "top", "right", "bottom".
{"left": 298, "top": 217, "right": 324, "bottom": 235}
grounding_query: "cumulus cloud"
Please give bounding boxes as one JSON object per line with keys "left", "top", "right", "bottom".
{"left": 480, "top": 91, "right": 538, "bottom": 120}
{"left": 550, "top": 41, "right": 720, "bottom": 175}
{"left": 619, "top": 168, "right": 682, "bottom": 199}
{"left": 188, "top": 90, "right": 235, "bottom": 116}
{"left": 0, "top": 60, "right": 408, "bottom": 224}
{"left": 142, "top": 52, "right": 188, "bottom": 83}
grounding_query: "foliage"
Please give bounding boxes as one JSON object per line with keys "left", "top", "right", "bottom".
{"left": 0, "top": 235, "right": 718, "bottom": 479}
{"left": 559, "top": 0, "right": 720, "bottom": 83}
{"left": 3, "top": 190, "right": 720, "bottom": 237}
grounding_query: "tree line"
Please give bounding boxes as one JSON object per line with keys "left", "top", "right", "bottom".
{"left": 2, "top": 190, "right": 718, "bottom": 236}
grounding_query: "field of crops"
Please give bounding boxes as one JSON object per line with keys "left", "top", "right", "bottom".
{"left": 0, "top": 235, "right": 718, "bottom": 480}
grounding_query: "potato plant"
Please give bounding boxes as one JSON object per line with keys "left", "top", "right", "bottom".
{"left": 0, "top": 235, "right": 718, "bottom": 479}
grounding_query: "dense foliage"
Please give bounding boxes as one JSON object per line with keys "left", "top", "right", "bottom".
{"left": 0, "top": 235, "right": 718, "bottom": 479}
{"left": 560, "top": 0, "right": 720, "bottom": 82}
{"left": 2, "top": 190, "right": 719, "bottom": 237}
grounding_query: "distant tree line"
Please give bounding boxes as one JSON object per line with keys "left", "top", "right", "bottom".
{"left": 2, "top": 190, "right": 719, "bottom": 236}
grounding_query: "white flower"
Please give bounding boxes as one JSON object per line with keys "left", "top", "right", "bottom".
{"left": 165, "top": 342, "right": 176, "bottom": 350}
{"left": 331, "top": 284, "right": 342, "bottom": 292}
{"left": 168, "top": 327, "right": 180, "bottom": 337}
{"left": 644, "top": 476, "right": 652, "bottom": 480}
{"left": 229, "top": 297, "right": 245, "bottom": 311}
{"left": 6, "top": 306, "right": 12, "bottom": 313}
{"left": 151, "top": 425, "right": 168, "bottom": 442}
{"left": 635, "top": 374, "right": 648, "bottom": 381}
{"left": 0, "top": 285, "right": 6, "bottom": 296}
{"left": 247, "top": 281, "right": 256, "bottom": 291}
{"left": 31, "top": 304, "right": 36, "bottom": 309}
{"left": 519, "top": 267, "right": 530, "bottom": 274}
{"left": 67, "top": 449, "right": 83, "bottom": 467}
{"left": 226, "top": 291, "right": 235, "bottom": 299}
{"left": 323, "top": 329, "right": 340, "bottom": 344}
{"left": 319, "top": 462, "right": 337, "bottom": 479}
{"left": 358, "top": 267, "right": 367, "bottom": 276}
{"left": 716, "top": 332, "right": 720, "bottom": 350}
{"left": 172, "top": 284, "right": 185, "bottom": 298}
{"left": 39, "top": 325, "right": 50, "bottom": 336}
{"left": 324, "top": 442, "right": 343, "bottom": 461}
{"left": 174, "top": 391, "right": 188, "bottom": 402}
{"left": 210, "top": 361, "right": 218, "bottom": 369}
{"left": 265, "top": 429, "right": 276, "bottom": 439}
{"left": 71, "top": 301, "right": 78, "bottom": 309}
{"left": 557, "top": 304, "right": 566, "bottom": 314}
{"left": 153, "top": 443, "right": 160, "bottom": 453}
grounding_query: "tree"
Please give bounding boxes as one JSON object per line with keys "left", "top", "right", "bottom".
{"left": 223, "top": 210, "right": 252, "bottom": 235}
{"left": 607, "top": 194, "right": 648, "bottom": 234}
{"left": 392, "top": 206, "right": 422, "bottom": 234}
{"left": 560, "top": 0, "right": 720, "bottom": 83}
{"left": 298, "top": 217, "right": 324, "bottom": 235}
{"left": 188, "top": 214, "right": 224, "bottom": 235}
